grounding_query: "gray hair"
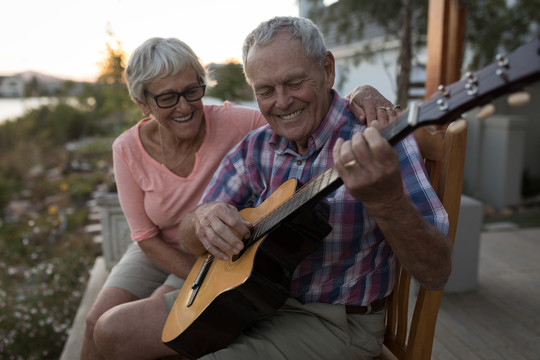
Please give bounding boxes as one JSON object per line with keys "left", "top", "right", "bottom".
{"left": 241, "top": 16, "right": 327, "bottom": 77}
{"left": 125, "top": 37, "right": 207, "bottom": 103}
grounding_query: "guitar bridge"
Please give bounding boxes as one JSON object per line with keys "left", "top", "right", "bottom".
{"left": 187, "top": 254, "right": 213, "bottom": 307}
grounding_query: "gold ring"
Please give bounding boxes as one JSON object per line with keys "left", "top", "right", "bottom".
{"left": 344, "top": 159, "right": 357, "bottom": 168}
{"left": 379, "top": 105, "right": 401, "bottom": 111}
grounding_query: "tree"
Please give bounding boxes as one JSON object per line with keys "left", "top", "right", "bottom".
{"left": 92, "top": 26, "right": 139, "bottom": 134}
{"left": 25, "top": 75, "right": 40, "bottom": 97}
{"left": 307, "top": 0, "right": 428, "bottom": 106}
{"left": 396, "top": 0, "right": 413, "bottom": 106}
{"left": 207, "top": 61, "right": 253, "bottom": 101}
{"left": 307, "top": 0, "right": 540, "bottom": 106}
{"left": 465, "top": 0, "right": 540, "bottom": 70}
{"left": 97, "top": 24, "right": 127, "bottom": 85}
{"left": 97, "top": 39, "right": 126, "bottom": 85}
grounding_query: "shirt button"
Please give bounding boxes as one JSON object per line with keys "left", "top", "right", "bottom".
{"left": 296, "top": 160, "right": 303, "bottom": 166}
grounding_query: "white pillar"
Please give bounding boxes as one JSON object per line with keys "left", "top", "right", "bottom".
{"left": 479, "top": 115, "right": 526, "bottom": 210}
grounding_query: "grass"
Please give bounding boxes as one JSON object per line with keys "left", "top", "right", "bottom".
{"left": 0, "top": 209, "right": 99, "bottom": 358}
{"left": 0, "top": 136, "right": 110, "bottom": 359}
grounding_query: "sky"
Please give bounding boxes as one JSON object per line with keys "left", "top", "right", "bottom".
{"left": 0, "top": 0, "right": 300, "bottom": 81}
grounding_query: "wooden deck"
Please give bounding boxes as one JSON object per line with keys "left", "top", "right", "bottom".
{"left": 62, "top": 228, "right": 540, "bottom": 359}
{"left": 432, "top": 227, "right": 540, "bottom": 360}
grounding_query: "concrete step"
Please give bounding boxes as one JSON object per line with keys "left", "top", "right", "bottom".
{"left": 84, "top": 223, "right": 102, "bottom": 234}
{"left": 87, "top": 212, "right": 101, "bottom": 222}
{"left": 60, "top": 257, "right": 109, "bottom": 360}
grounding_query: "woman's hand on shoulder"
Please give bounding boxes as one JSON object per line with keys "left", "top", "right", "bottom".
{"left": 347, "top": 85, "right": 401, "bottom": 128}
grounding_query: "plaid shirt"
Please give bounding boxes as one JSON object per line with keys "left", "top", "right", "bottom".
{"left": 200, "top": 91, "right": 449, "bottom": 306}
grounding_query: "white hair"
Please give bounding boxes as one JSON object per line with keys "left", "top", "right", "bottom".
{"left": 125, "top": 37, "right": 206, "bottom": 103}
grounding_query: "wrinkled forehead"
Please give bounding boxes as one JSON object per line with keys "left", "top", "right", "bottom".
{"left": 245, "top": 34, "right": 309, "bottom": 81}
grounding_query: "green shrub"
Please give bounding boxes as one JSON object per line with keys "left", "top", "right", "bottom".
{"left": 0, "top": 228, "right": 94, "bottom": 359}
{"left": 0, "top": 98, "right": 117, "bottom": 358}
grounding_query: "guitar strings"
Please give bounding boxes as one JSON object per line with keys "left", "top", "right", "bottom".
{"left": 250, "top": 166, "right": 338, "bottom": 241}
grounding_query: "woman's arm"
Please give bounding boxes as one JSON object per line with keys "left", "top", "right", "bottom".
{"left": 138, "top": 236, "right": 196, "bottom": 279}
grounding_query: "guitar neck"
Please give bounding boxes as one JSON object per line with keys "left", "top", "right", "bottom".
{"left": 250, "top": 166, "right": 343, "bottom": 242}
{"left": 249, "top": 37, "right": 540, "bottom": 245}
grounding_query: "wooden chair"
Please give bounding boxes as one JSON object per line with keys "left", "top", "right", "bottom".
{"left": 380, "top": 120, "right": 468, "bottom": 360}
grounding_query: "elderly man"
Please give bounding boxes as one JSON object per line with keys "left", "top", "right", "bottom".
{"left": 176, "top": 16, "right": 451, "bottom": 359}
{"left": 95, "top": 16, "right": 450, "bottom": 360}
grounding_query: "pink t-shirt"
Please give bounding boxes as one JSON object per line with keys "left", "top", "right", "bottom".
{"left": 112, "top": 102, "right": 266, "bottom": 250}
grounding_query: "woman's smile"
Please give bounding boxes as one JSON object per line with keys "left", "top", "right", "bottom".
{"left": 171, "top": 112, "right": 194, "bottom": 123}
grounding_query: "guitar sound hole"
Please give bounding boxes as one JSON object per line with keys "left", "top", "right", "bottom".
{"left": 231, "top": 249, "right": 245, "bottom": 262}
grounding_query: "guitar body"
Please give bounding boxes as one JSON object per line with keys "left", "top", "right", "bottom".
{"left": 162, "top": 179, "right": 333, "bottom": 359}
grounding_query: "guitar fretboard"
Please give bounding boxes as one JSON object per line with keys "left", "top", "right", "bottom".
{"left": 248, "top": 166, "right": 342, "bottom": 245}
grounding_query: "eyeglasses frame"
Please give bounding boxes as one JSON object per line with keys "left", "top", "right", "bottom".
{"left": 145, "top": 84, "right": 206, "bottom": 109}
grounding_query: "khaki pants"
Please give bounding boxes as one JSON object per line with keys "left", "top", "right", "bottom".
{"left": 198, "top": 297, "right": 385, "bottom": 360}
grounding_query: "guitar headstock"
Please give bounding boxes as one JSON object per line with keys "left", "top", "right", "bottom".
{"left": 413, "top": 37, "right": 540, "bottom": 128}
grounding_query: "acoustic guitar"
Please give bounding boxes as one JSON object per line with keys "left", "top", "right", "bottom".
{"left": 162, "top": 38, "right": 540, "bottom": 359}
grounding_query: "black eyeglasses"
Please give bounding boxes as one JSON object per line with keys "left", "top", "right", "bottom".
{"left": 145, "top": 84, "right": 206, "bottom": 109}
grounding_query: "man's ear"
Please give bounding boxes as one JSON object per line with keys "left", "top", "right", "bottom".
{"left": 324, "top": 51, "right": 336, "bottom": 89}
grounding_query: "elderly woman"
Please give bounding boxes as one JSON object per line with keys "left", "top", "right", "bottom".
{"left": 82, "top": 37, "right": 395, "bottom": 359}
{"left": 81, "top": 37, "right": 267, "bottom": 359}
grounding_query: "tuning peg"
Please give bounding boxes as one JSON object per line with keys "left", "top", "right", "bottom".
{"left": 448, "top": 119, "right": 467, "bottom": 134}
{"left": 507, "top": 91, "right": 531, "bottom": 106}
{"left": 476, "top": 103, "right": 495, "bottom": 120}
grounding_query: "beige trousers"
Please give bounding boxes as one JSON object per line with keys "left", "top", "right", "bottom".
{"left": 198, "top": 297, "right": 385, "bottom": 360}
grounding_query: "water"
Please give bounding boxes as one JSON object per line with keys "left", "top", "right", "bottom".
{"left": 0, "top": 97, "right": 257, "bottom": 125}
{"left": 0, "top": 97, "right": 50, "bottom": 124}
{"left": 0, "top": 97, "right": 78, "bottom": 124}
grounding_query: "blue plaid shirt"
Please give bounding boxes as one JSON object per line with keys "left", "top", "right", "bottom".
{"left": 200, "top": 91, "right": 449, "bottom": 306}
